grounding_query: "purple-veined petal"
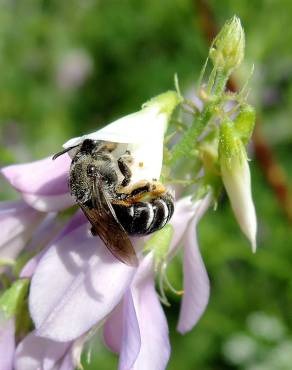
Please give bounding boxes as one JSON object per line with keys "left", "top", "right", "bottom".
{"left": 119, "top": 254, "right": 170, "bottom": 370}
{"left": 103, "top": 302, "right": 123, "bottom": 354}
{"left": 20, "top": 210, "right": 87, "bottom": 279}
{"left": 29, "top": 224, "right": 136, "bottom": 342}
{"left": 14, "top": 332, "right": 72, "bottom": 370}
{"left": 0, "top": 315, "right": 15, "bottom": 370}
{"left": 0, "top": 200, "right": 43, "bottom": 270}
{"left": 177, "top": 195, "right": 211, "bottom": 334}
{"left": 1, "top": 155, "right": 70, "bottom": 196}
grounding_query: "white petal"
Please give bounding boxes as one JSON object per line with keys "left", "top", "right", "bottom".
{"left": 63, "top": 91, "right": 179, "bottom": 148}
{"left": 64, "top": 106, "right": 165, "bottom": 147}
{"left": 63, "top": 92, "right": 180, "bottom": 183}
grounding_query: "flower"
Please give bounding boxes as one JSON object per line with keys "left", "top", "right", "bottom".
{"left": 103, "top": 196, "right": 211, "bottom": 370}
{"left": 3, "top": 91, "right": 213, "bottom": 370}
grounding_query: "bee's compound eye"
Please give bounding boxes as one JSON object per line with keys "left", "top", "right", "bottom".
{"left": 87, "top": 164, "right": 97, "bottom": 178}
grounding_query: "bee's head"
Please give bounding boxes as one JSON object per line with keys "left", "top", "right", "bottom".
{"left": 80, "top": 139, "right": 97, "bottom": 154}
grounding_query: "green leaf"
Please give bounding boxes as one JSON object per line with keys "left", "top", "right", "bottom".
{"left": 0, "top": 279, "right": 29, "bottom": 319}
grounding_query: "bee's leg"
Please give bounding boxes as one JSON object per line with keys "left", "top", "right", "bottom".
{"left": 116, "top": 181, "right": 167, "bottom": 204}
{"left": 118, "top": 152, "right": 133, "bottom": 187}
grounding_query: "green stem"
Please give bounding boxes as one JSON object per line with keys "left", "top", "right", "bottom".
{"left": 167, "top": 105, "right": 213, "bottom": 166}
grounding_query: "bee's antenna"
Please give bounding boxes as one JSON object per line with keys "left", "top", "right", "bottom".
{"left": 52, "top": 145, "right": 78, "bottom": 160}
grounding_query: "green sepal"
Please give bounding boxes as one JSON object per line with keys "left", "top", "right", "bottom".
{"left": 142, "top": 91, "right": 182, "bottom": 116}
{"left": 219, "top": 119, "right": 246, "bottom": 162}
{"left": 234, "top": 104, "right": 256, "bottom": 144}
{"left": 143, "top": 224, "right": 174, "bottom": 268}
{"left": 0, "top": 279, "right": 29, "bottom": 319}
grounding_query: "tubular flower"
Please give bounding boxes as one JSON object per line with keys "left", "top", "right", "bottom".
{"left": 1, "top": 92, "right": 211, "bottom": 370}
{"left": 0, "top": 87, "right": 255, "bottom": 370}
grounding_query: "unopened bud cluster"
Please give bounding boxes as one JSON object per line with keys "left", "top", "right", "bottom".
{"left": 210, "top": 16, "right": 245, "bottom": 74}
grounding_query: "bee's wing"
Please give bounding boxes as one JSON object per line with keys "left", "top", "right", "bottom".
{"left": 78, "top": 180, "right": 138, "bottom": 267}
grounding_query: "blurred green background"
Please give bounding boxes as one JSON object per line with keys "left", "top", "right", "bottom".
{"left": 1, "top": 0, "right": 292, "bottom": 369}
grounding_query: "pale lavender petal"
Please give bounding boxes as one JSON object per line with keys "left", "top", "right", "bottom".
{"left": 20, "top": 211, "right": 87, "bottom": 279}
{"left": 57, "top": 351, "right": 74, "bottom": 370}
{"left": 167, "top": 196, "right": 200, "bottom": 258}
{"left": 20, "top": 256, "right": 41, "bottom": 279}
{"left": 118, "top": 290, "right": 140, "bottom": 370}
{"left": 0, "top": 200, "right": 43, "bottom": 269}
{"left": 14, "top": 332, "right": 71, "bottom": 370}
{"left": 55, "top": 210, "right": 87, "bottom": 241}
{"left": 103, "top": 302, "right": 123, "bottom": 353}
{"left": 29, "top": 224, "right": 136, "bottom": 341}
{"left": 25, "top": 213, "right": 60, "bottom": 253}
{"left": 22, "top": 192, "right": 74, "bottom": 212}
{"left": 1, "top": 155, "right": 70, "bottom": 196}
{"left": 119, "top": 254, "right": 170, "bottom": 370}
{"left": 177, "top": 195, "right": 211, "bottom": 334}
{"left": 0, "top": 316, "right": 15, "bottom": 370}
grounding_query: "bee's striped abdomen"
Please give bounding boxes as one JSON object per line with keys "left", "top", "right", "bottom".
{"left": 112, "top": 192, "right": 174, "bottom": 235}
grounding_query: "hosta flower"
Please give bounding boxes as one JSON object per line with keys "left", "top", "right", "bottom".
{"left": 25, "top": 195, "right": 209, "bottom": 370}
{"left": 1, "top": 91, "right": 211, "bottom": 370}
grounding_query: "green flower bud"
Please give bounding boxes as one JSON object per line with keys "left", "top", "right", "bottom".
{"left": 234, "top": 104, "right": 256, "bottom": 144}
{"left": 219, "top": 119, "right": 245, "bottom": 165}
{"left": 210, "top": 16, "right": 245, "bottom": 73}
{"left": 219, "top": 119, "right": 257, "bottom": 251}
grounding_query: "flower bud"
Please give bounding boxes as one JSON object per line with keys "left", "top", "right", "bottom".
{"left": 210, "top": 16, "right": 245, "bottom": 73}
{"left": 219, "top": 119, "right": 257, "bottom": 251}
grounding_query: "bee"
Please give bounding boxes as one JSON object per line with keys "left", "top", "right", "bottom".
{"left": 53, "top": 139, "right": 174, "bottom": 266}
